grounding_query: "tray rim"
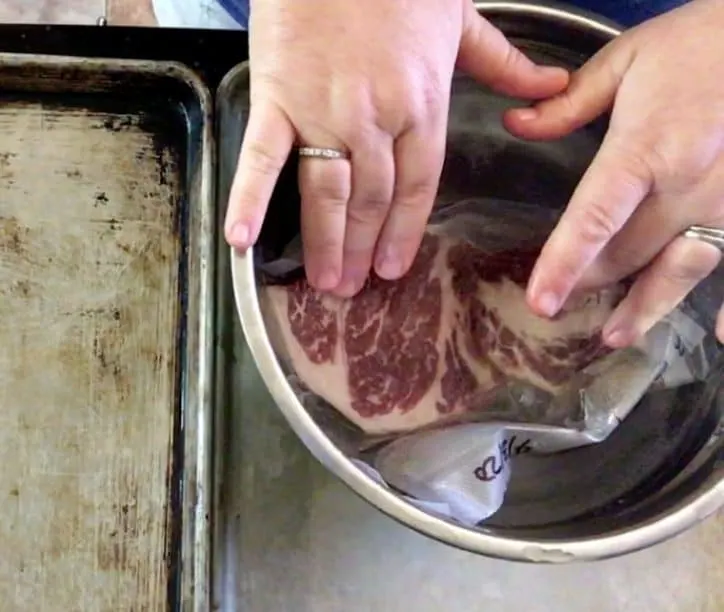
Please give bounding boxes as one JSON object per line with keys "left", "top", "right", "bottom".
{"left": 211, "top": 58, "right": 247, "bottom": 612}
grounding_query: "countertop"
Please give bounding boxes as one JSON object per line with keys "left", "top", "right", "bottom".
{"left": 2, "top": 3, "right": 724, "bottom": 612}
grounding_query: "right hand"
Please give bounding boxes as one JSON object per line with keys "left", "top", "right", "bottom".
{"left": 225, "top": 0, "right": 569, "bottom": 297}
{"left": 505, "top": 0, "right": 724, "bottom": 345}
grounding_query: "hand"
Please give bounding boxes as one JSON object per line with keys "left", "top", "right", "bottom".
{"left": 225, "top": 0, "right": 568, "bottom": 297}
{"left": 505, "top": 0, "right": 724, "bottom": 345}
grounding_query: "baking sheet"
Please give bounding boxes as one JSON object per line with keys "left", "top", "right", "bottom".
{"left": 0, "top": 53, "right": 214, "bottom": 612}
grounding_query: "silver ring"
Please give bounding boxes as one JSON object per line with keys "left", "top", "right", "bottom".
{"left": 683, "top": 225, "right": 724, "bottom": 252}
{"left": 297, "top": 146, "right": 350, "bottom": 160}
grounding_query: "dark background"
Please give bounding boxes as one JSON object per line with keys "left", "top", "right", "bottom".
{"left": 0, "top": 24, "right": 249, "bottom": 88}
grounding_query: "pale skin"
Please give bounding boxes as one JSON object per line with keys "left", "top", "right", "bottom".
{"left": 225, "top": 0, "right": 724, "bottom": 346}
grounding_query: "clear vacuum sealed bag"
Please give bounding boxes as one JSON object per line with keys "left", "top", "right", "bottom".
{"left": 256, "top": 198, "right": 720, "bottom": 525}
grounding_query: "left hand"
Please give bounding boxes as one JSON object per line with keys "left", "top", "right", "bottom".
{"left": 225, "top": 0, "right": 568, "bottom": 298}
{"left": 504, "top": 0, "right": 724, "bottom": 346}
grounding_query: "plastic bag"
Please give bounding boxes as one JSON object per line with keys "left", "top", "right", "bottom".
{"left": 257, "top": 198, "right": 720, "bottom": 525}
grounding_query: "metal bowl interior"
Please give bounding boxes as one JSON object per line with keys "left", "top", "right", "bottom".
{"left": 230, "top": 1, "right": 724, "bottom": 562}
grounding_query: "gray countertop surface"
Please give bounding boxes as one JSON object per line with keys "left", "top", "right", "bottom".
{"left": 215, "top": 320, "right": 724, "bottom": 612}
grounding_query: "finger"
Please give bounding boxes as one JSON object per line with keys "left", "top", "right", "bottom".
{"left": 716, "top": 303, "right": 724, "bottom": 344}
{"left": 374, "top": 119, "right": 447, "bottom": 281}
{"left": 577, "top": 192, "right": 690, "bottom": 290}
{"left": 504, "top": 35, "right": 634, "bottom": 141}
{"left": 225, "top": 101, "right": 295, "bottom": 249}
{"left": 601, "top": 236, "right": 720, "bottom": 348}
{"left": 299, "top": 153, "right": 352, "bottom": 291}
{"left": 577, "top": 160, "right": 724, "bottom": 291}
{"left": 334, "top": 137, "right": 396, "bottom": 297}
{"left": 457, "top": 2, "right": 569, "bottom": 100}
{"left": 526, "top": 132, "right": 654, "bottom": 317}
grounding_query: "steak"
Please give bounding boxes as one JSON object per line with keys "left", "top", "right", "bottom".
{"left": 260, "top": 230, "right": 624, "bottom": 435}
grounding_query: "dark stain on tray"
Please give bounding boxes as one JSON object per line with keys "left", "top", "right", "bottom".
{"left": 0, "top": 216, "right": 30, "bottom": 257}
{"left": 12, "top": 279, "right": 31, "bottom": 297}
{"left": 94, "top": 191, "right": 109, "bottom": 206}
{"left": 101, "top": 114, "right": 135, "bottom": 132}
{"left": 0, "top": 151, "right": 16, "bottom": 180}
{"left": 96, "top": 486, "right": 147, "bottom": 575}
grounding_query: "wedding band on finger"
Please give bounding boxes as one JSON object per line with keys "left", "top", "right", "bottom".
{"left": 297, "top": 146, "right": 350, "bottom": 161}
{"left": 683, "top": 225, "right": 724, "bottom": 253}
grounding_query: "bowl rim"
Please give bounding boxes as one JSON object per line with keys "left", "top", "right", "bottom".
{"left": 230, "top": 1, "right": 724, "bottom": 562}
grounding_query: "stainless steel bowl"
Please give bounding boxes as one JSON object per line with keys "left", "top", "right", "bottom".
{"left": 230, "top": 1, "right": 724, "bottom": 562}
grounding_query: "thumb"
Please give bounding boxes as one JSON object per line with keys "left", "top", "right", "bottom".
{"left": 457, "top": 3, "right": 569, "bottom": 99}
{"left": 504, "top": 37, "right": 634, "bottom": 140}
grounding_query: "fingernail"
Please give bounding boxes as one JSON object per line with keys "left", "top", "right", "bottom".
{"left": 316, "top": 268, "right": 339, "bottom": 291}
{"left": 535, "top": 291, "right": 561, "bottom": 317}
{"left": 516, "top": 107, "right": 538, "bottom": 121}
{"left": 376, "top": 247, "right": 403, "bottom": 280}
{"left": 227, "top": 221, "right": 249, "bottom": 247}
{"left": 542, "top": 65, "right": 569, "bottom": 79}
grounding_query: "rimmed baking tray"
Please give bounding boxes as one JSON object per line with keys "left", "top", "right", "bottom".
{"left": 0, "top": 53, "right": 214, "bottom": 611}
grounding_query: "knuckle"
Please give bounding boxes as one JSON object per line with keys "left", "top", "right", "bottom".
{"left": 342, "top": 122, "right": 376, "bottom": 149}
{"left": 358, "top": 190, "right": 391, "bottom": 212}
{"left": 503, "top": 45, "right": 527, "bottom": 74}
{"left": 301, "top": 178, "right": 348, "bottom": 208}
{"left": 409, "top": 88, "right": 445, "bottom": 126}
{"left": 307, "top": 187, "right": 347, "bottom": 210}
{"left": 553, "top": 60, "right": 601, "bottom": 123}
{"left": 393, "top": 182, "right": 436, "bottom": 213}
{"left": 575, "top": 200, "right": 623, "bottom": 246}
{"left": 608, "top": 129, "right": 715, "bottom": 192}
{"left": 661, "top": 241, "right": 719, "bottom": 282}
{"left": 416, "top": 71, "right": 447, "bottom": 122}
{"left": 302, "top": 220, "right": 344, "bottom": 255}
{"left": 347, "top": 193, "right": 391, "bottom": 224}
{"left": 382, "top": 208, "right": 429, "bottom": 250}
{"left": 303, "top": 230, "right": 345, "bottom": 265}
{"left": 300, "top": 169, "right": 349, "bottom": 206}
{"left": 408, "top": 173, "right": 438, "bottom": 199}
{"left": 306, "top": 233, "right": 342, "bottom": 255}
{"left": 649, "top": 137, "right": 715, "bottom": 190}
{"left": 661, "top": 258, "right": 707, "bottom": 284}
{"left": 334, "top": 100, "right": 379, "bottom": 145}
{"left": 383, "top": 69, "right": 446, "bottom": 131}
{"left": 490, "top": 41, "right": 524, "bottom": 84}
{"left": 608, "top": 140, "right": 654, "bottom": 188}
{"left": 243, "top": 138, "right": 287, "bottom": 177}
{"left": 544, "top": 90, "right": 578, "bottom": 125}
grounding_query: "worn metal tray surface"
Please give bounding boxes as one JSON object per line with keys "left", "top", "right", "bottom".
{"left": 214, "top": 39, "right": 724, "bottom": 612}
{"left": 0, "top": 54, "right": 213, "bottom": 611}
